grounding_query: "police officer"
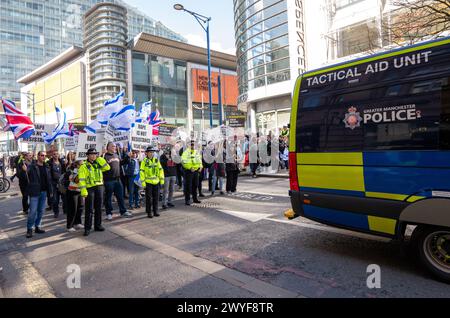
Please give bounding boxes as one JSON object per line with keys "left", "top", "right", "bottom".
{"left": 140, "top": 146, "right": 165, "bottom": 218}
{"left": 78, "top": 148, "right": 110, "bottom": 236}
{"left": 181, "top": 140, "right": 203, "bottom": 206}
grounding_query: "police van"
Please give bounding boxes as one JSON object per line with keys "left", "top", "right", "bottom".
{"left": 288, "top": 37, "right": 450, "bottom": 282}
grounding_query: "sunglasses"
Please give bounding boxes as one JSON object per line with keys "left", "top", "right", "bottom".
{"left": 38, "top": 154, "right": 46, "bottom": 157}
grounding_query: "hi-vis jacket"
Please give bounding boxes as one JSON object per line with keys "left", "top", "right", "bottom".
{"left": 140, "top": 157, "right": 165, "bottom": 187}
{"left": 78, "top": 157, "right": 110, "bottom": 197}
{"left": 181, "top": 149, "right": 203, "bottom": 170}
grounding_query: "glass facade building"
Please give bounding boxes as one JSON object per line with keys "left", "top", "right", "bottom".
{"left": 131, "top": 52, "right": 188, "bottom": 126}
{"left": 0, "top": 0, "right": 185, "bottom": 101}
{"left": 84, "top": 3, "right": 128, "bottom": 117}
{"left": 234, "top": 0, "right": 290, "bottom": 97}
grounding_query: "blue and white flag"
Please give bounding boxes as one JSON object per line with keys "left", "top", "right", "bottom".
{"left": 97, "top": 91, "right": 125, "bottom": 125}
{"left": 43, "top": 106, "right": 70, "bottom": 144}
{"left": 85, "top": 119, "right": 102, "bottom": 134}
{"left": 109, "top": 104, "right": 136, "bottom": 131}
{"left": 134, "top": 172, "right": 143, "bottom": 188}
{"left": 136, "top": 100, "right": 152, "bottom": 123}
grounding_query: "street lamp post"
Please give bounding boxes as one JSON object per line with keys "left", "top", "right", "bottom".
{"left": 174, "top": 4, "right": 213, "bottom": 128}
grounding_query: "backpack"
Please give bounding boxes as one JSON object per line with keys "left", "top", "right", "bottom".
{"left": 57, "top": 172, "right": 70, "bottom": 194}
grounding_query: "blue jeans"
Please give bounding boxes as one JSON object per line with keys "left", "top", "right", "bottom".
{"left": 104, "top": 179, "right": 127, "bottom": 215}
{"left": 163, "top": 176, "right": 176, "bottom": 205}
{"left": 211, "top": 170, "right": 224, "bottom": 193}
{"left": 128, "top": 175, "right": 140, "bottom": 207}
{"left": 27, "top": 191, "right": 47, "bottom": 230}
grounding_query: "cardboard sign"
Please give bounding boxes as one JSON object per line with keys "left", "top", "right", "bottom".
{"left": 104, "top": 124, "right": 130, "bottom": 148}
{"left": 75, "top": 133, "right": 104, "bottom": 160}
{"left": 130, "top": 123, "right": 153, "bottom": 151}
{"left": 22, "top": 124, "right": 55, "bottom": 144}
{"left": 64, "top": 135, "right": 79, "bottom": 151}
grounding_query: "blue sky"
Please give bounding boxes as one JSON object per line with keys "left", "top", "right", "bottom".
{"left": 125, "top": 0, "right": 236, "bottom": 54}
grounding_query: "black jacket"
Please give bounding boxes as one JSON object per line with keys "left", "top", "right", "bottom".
{"left": 160, "top": 153, "right": 177, "bottom": 177}
{"left": 27, "top": 163, "right": 53, "bottom": 197}
{"left": 48, "top": 158, "right": 65, "bottom": 182}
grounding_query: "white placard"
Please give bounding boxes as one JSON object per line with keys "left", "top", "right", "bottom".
{"left": 104, "top": 123, "right": 130, "bottom": 147}
{"left": 130, "top": 123, "right": 153, "bottom": 151}
{"left": 64, "top": 135, "right": 79, "bottom": 151}
{"left": 75, "top": 132, "right": 105, "bottom": 160}
{"left": 22, "top": 123, "right": 55, "bottom": 144}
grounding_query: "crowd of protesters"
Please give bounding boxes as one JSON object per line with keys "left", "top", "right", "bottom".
{"left": 9, "top": 126, "right": 289, "bottom": 239}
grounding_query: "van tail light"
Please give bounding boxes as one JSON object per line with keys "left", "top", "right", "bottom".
{"left": 289, "top": 152, "right": 299, "bottom": 191}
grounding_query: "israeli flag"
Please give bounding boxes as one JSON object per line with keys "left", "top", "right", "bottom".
{"left": 97, "top": 91, "right": 125, "bottom": 125}
{"left": 43, "top": 106, "right": 70, "bottom": 144}
{"left": 134, "top": 171, "right": 143, "bottom": 188}
{"left": 136, "top": 100, "right": 152, "bottom": 123}
{"left": 85, "top": 119, "right": 102, "bottom": 134}
{"left": 109, "top": 104, "right": 136, "bottom": 131}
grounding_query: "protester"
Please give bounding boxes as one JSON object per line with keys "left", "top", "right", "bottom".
{"left": 249, "top": 136, "right": 259, "bottom": 178}
{"left": 225, "top": 140, "right": 241, "bottom": 194}
{"left": 160, "top": 146, "right": 177, "bottom": 209}
{"left": 17, "top": 152, "right": 32, "bottom": 214}
{"left": 78, "top": 148, "right": 110, "bottom": 236}
{"left": 198, "top": 145, "right": 207, "bottom": 197}
{"left": 65, "top": 160, "right": 84, "bottom": 232}
{"left": 118, "top": 144, "right": 129, "bottom": 199}
{"left": 176, "top": 142, "right": 184, "bottom": 190}
{"left": 25, "top": 151, "right": 52, "bottom": 238}
{"left": 209, "top": 142, "right": 225, "bottom": 196}
{"left": 103, "top": 142, "right": 132, "bottom": 220}
{"left": 48, "top": 151, "right": 65, "bottom": 218}
{"left": 0, "top": 156, "right": 5, "bottom": 178}
{"left": 125, "top": 150, "right": 141, "bottom": 210}
{"left": 181, "top": 140, "right": 202, "bottom": 205}
{"left": 140, "top": 146, "right": 165, "bottom": 218}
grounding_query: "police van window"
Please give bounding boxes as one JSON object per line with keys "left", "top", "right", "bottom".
{"left": 302, "top": 94, "right": 324, "bottom": 108}
{"left": 410, "top": 78, "right": 446, "bottom": 94}
{"left": 296, "top": 107, "right": 328, "bottom": 152}
{"left": 440, "top": 78, "right": 450, "bottom": 149}
{"left": 325, "top": 108, "right": 364, "bottom": 151}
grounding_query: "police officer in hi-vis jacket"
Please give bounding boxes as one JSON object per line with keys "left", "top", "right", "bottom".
{"left": 140, "top": 146, "right": 165, "bottom": 218}
{"left": 78, "top": 148, "right": 110, "bottom": 236}
{"left": 181, "top": 140, "right": 203, "bottom": 206}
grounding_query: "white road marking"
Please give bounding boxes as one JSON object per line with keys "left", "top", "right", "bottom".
{"left": 216, "top": 209, "right": 273, "bottom": 222}
{"left": 215, "top": 207, "right": 389, "bottom": 242}
{"left": 232, "top": 190, "right": 288, "bottom": 197}
{"left": 267, "top": 217, "right": 391, "bottom": 242}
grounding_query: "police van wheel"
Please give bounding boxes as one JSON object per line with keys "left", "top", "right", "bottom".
{"left": 414, "top": 225, "right": 450, "bottom": 283}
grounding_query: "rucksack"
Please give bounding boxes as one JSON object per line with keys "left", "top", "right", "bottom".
{"left": 57, "top": 172, "right": 70, "bottom": 194}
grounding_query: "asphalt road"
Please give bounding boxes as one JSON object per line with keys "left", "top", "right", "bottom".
{"left": 0, "top": 176, "right": 449, "bottom": 298}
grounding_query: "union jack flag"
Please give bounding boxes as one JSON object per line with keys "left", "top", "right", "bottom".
{"left": 68, "top": 123, "right": 80, "bottom": 136}
{"left": 1, "top": 98, "right": 35, "bottom": 140}
{"left": 148, "top": 109, "right": 165, "bottom": 135}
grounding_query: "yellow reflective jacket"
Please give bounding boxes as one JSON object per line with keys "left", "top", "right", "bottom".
{"left": 181, "top": 149, "right": 202, "bottom": 170}
{"left": 78, "top": 157, "right": 110, "bottom": 197}
{"left": 140, "top": 157, "right": 164, "bottom": 187}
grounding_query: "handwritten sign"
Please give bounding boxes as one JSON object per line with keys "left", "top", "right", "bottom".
{"left": 130, "top": 123, "right": 153, "bottom": 151}
{"left": 75, "top": 133, "right": 104, "bottom": 160}
{"left": 22, "top": 124, "right": 55, "bottom": 144}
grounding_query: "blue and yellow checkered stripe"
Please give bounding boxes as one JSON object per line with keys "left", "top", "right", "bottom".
{"left": 296, "top": 151, "right": 450, "bottom": 236}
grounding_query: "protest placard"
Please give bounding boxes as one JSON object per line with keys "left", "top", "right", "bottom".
{"left": 130, "top": 123, "right": 153, "bottom": 151}
{"left": 75, "top": 132, "right": 105, "bottom": 160}
{"left": 64, "top": 135, "right": 78, "bottom": 151}
{"left": 22, "top": 124, "right": 55, "bottom": 144}
{"left": 158, "top": 123, "right": 178, "bottom": 145}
